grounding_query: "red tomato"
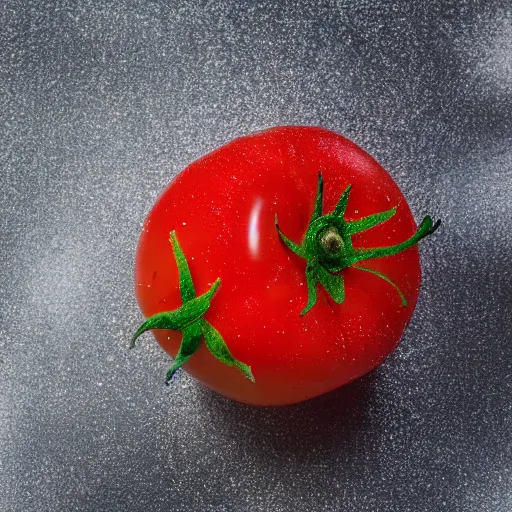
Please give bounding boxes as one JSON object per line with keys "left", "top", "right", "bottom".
{"left": 133, "top": 126, "right": 438, "bottom": 406}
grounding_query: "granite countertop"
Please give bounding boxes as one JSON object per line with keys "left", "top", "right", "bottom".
{"left": 1, "top": 1, "right": 511, "bottom": 511}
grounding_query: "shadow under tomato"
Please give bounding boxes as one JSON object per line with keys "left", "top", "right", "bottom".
{"left": 196, "top": 368, "right": 380, "bottom": 462}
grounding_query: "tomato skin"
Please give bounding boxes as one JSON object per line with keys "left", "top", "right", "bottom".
{"left": 134, "top": 126, "right": 422, "bottom": 406}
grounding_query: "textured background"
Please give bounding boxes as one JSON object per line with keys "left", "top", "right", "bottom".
{"left": 1, "top": 1, "right": 512, "bottom": 511}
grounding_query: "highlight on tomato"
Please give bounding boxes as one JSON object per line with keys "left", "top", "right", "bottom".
{"left": 132, "top": 126, "right": 440, "bottom": 406}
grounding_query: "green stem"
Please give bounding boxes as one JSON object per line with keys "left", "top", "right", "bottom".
{"left": 130, "top": 279, "right": 220, "bottom": 348}
{"left": 353, "top": 265, "right": 408, "bottom": 306}
{"left": 347, "top": 216, "right": 440, "bottom": 266}
{"left": 132, "top": 231, "right": 254, "bottom": 384}
{"left": 276, "top": 174, "right": 440, "bottom": 314}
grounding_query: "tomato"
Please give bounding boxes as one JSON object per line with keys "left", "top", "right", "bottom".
{"left": 133, "top": 126, "right": 439, "bottom": 406}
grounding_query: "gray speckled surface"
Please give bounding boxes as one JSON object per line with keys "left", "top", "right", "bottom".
{"left": 1, "top": 1, "right": 512, "bottom": 511}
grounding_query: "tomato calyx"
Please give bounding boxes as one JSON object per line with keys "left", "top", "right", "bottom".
{"left": 131, "top": 231, "right": 254, "bottom": 385}
{"left": 276, "top": 173, "right": 441, "bottom": 316}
